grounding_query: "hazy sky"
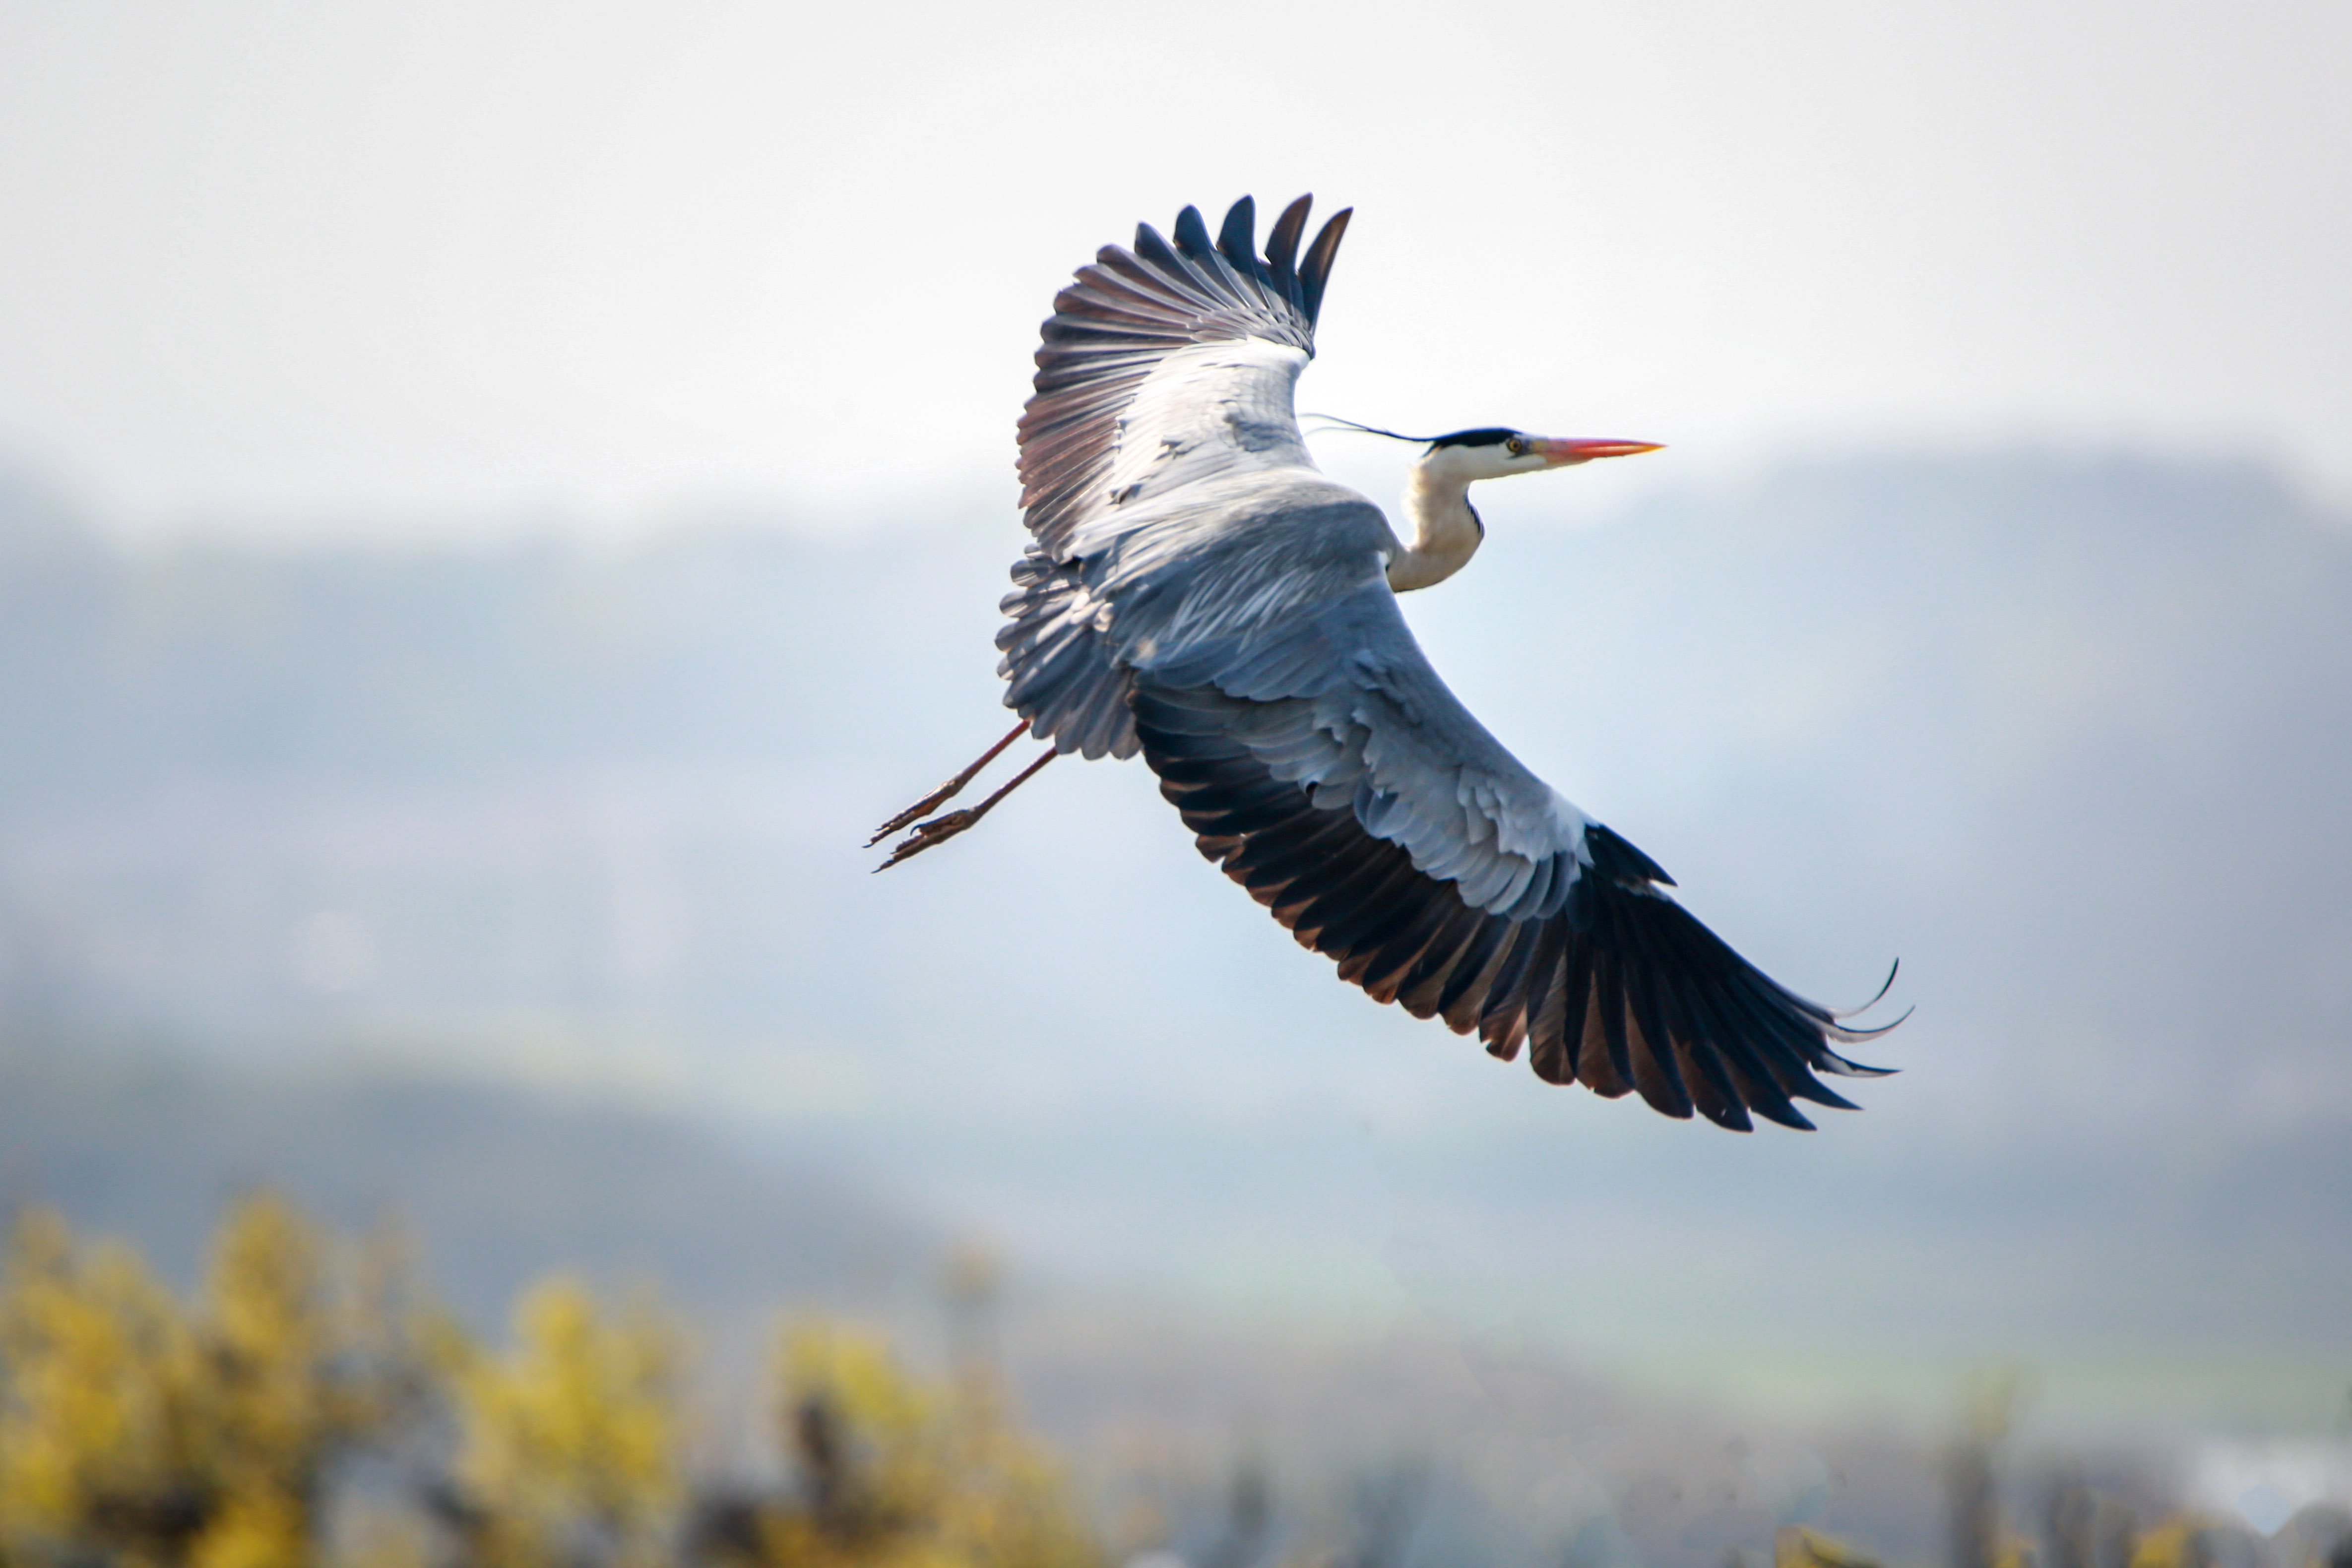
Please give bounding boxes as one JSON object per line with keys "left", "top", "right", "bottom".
{"left": 3, "top": 0, "right": 2351, "bottom": 533}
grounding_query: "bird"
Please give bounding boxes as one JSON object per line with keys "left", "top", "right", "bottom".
{"left": 869, "top": 193, "right": 1898, "bottom": 1131}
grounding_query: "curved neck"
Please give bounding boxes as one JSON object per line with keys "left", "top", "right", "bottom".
{"left": 1386, "top": 461, "right": 1483, "bottom": 593}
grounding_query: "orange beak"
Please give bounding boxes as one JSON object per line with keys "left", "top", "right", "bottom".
{"left": 1530, "top": 438, "right": 1664, "bottom": 467}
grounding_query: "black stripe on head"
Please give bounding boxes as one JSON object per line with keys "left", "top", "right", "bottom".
{"left": 1426, "top": 428, "right": 1522, "bottom": 450}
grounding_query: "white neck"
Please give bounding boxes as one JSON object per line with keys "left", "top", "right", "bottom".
{"left": 1386, "top": 460, "right": 1483, "bottom": 592}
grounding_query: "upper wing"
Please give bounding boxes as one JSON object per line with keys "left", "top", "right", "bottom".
{"left": 1001, "top": 194, "right": 1352, "bottom": 760}
{"left": 1126, "top": 574, "right": 1891, "bottom": 1131}
{"left": 1016, "top": 194, "right": 1350, "bottom": 559}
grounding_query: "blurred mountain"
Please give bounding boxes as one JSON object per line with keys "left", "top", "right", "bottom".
{"left": 0, "top": 1042, "right": 933, "bottom": 1333}
{"left": 1, "top": 449, "right": 2347, "bottom": 1432}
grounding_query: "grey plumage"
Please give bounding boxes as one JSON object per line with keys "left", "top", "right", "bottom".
{"left": 979, "top": 194, "right": 1895, "bottom": 1130}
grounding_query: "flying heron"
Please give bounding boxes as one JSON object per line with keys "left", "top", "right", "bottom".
{"left": 871, "top": 194, "right": 1897, "bottom": 1131}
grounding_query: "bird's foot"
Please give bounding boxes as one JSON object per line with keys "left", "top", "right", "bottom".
{"left": 864, "top": 720, "right": 1031, "bottom": 848}
{"left": 873, "top": 807, "right": 983, "bottom": 871}
{"left": 866, "top": 783, "right": 967, "bottom": 848}
{"left": 870, "top": 746, "right": 1058, "bottom": 872}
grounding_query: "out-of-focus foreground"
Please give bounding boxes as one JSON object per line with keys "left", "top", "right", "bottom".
{"left": 0, "top": 1193, "right": 1097, "bottom": 1568}
{"left": 3, "top": 1195, "right": 2346, "bottom": 1568}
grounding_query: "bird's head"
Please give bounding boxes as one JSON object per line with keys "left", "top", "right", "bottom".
{"left": 1310, "top": 416, "right": 1666, "bottom": 589}
{"left": 1415, "top": 427, "right": 1662, "bottom": 485}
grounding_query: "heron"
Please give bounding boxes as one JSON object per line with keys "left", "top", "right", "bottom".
{"left": 870, "top": 194, "right": 1897, "bottom": 1131}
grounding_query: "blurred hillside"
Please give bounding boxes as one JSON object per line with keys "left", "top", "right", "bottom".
{"left": 0, "top": 1046, "right": 931, "bottom": 1333}
{"left": 1, "top": 450, "right": 2349, "bottom": 1436}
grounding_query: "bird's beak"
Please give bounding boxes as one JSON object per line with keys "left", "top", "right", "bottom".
{"left": 1531, "top": 438, "right": 1664, "bottom": 468}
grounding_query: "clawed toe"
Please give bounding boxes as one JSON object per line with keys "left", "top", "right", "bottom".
{"left": 873, "top": 808, "right": 980, "bottom": 871}
{"left": 867, "top": 786, "right": 960, "bottom": 847}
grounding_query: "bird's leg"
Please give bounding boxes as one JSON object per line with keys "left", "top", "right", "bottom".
{"left": 865, "top": 719, "right": 1033, "bottom": 848}
{"left": 873, "top": 747, "right": 1058, "bottom": 872}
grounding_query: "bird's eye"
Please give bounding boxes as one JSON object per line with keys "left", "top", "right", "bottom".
{"left": 1505, "top": 437, "right": 1526, "bottom": 456}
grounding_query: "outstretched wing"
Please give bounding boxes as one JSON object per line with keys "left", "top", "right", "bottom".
{"left": 1016, "top": 193, "right": 1350, "bottom": 558}
{"left": 1126, "top": 576, "right": 1892, "bottom": 1132}
{"left": 1000, "top": 195, "right": 1350, "bottom": 759}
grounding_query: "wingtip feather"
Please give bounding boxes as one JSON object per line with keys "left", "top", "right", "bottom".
{"left": 1216, "top": 196, "right": 1258, "bottom": 276}
{"left": 1267, "top": 194, "right": 1312, "bottom": 306}
{"left": 1172, "top": 204, "right": 1216, "bottom": 262}
{"left": 1299, "top": 207, "right": 1352, "bottom": 324}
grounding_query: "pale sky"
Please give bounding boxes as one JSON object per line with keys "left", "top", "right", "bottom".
{"left": 3, "top": 0, "right": 2349, "bottom": 534}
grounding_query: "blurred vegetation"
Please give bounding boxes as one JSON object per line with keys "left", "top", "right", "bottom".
{"left": 2, "top": 1195, "right": 2345, "bottom": 1568}
{"left": 0, "top": 1194, "right": 427, "bottom": 1568}
{"left": 0, "top": 1196, "right": 1100, "bottom": 1568}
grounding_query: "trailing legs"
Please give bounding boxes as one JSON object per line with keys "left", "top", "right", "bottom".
{"left": 868, "top": 720, "right": 1058, "bottom": 871}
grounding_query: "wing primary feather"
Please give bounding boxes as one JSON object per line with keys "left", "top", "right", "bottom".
{"left": 1594, "top": 939, "right": 1636, "bottom": 1090}
{"left": 1269, "top": 832, "right": 1405, "bottom": 922}
{"left": 1128, "top": 225, "right": 1223, "bottom": 314}
{"left": 1434, "top": 916, "right": 1512, "bottom": 1029}
{"left": 1303, "top": 857, "right": 1436, "bottom": 957}
{"left": 1163, "top": 764, "right": 1300, "bottom": 824}
{"left": 1171, "top": 204, "right": 1219, "bottom": 267}
{"left": 1478, "top": 922, "right": 1541, "bottom": 1049}
{"left": 1726, "top": 980, "right": 1864, "bottom": 1113}
{"left": 1836, "top": 956, "right": 1902, "bottom": 1021}
{"left": 1624, "top": 966, "right": 1696, "bottom": 1119}
{"left": 1348, "top": 905, "right": 1457, "bottom": 998}
{"left": 1392, "top": 904, "right": 1490, "bottom": 1018}
{"left": 1667, "top": 1018, "right": 1749, "bottom": 1128}
{"left": 1298, "top": 209, "right": 1353, "bottom": 325}
{"left": 1231, "top": 829, "right": 1373, "bottom": 910}
{"left": 1693, "top": 936, "right": 1869, "bottom": 1079}
{"left": 1218, "top": 802, "right": 1359, "bottom": 877}
{"left": 1266, "top": 195, "right": 1312, "bottom": 313}
{"left": 1683, "top": 1041, "right": 1759, "bottom": 1130}
{"left": 1517, "top": 919, "right": 1571, "bottom": 1048}
{"left": 1710, "top": 1039, "right": 1811, "bottom": 1130}
{"left": 1349, "top": 887, "right": 1467, "bottom": 995}
{"left": 1510, "top": 920, "right": 1570, "bottom": 1072}
{"left": 1474, "top": 921, "right": 1544, "bottom": 1049}
{"left": 1684, "top": 974, "right": 1801, "bottom": 1114}
{"left": 1144, "top": 742, "right": 1253, "bottom": 786}
{"left": 1626, "top": 1022, "right": 1694, "bottom": 1118}
{"left": 1544, "top": 935, "right": 1597, "bottom": 1085}
{"left": 1627, "top": 893, "right": 1769, "bottom": 1128}
{"left": 1093, "top": 250, "right": 1220, "bottom": 315}
{"left": 1705, "top": 972, "right": 1864, "bottom": 1110}
{"left": 1528, "top": 971, "right": 1574, "bottom": 1083}
{"left": 1576, "top": 968, "right": 1634, "bottom": 1099}
{"left": 1691, "top": 968, "right": 1825, "bottom": 1092}
{"left": 1818, "top": 1043, "right": 1900, "bottom": 1075}
{"left": 1216, "top": 196, "right": 1260, "bottom": 284}
{"left": 1655, "top": 975, "right": 1754, "bottom": 1129}
{"left": 1176, "top": 778, "right": 1302, "bottom": 828}
{"left": 1182, "top": 205, "right": 1264, "bottom": 309}
{"left": 1273, "top": 841, "right": 1415, "bottom": 940}
{"left": 1615, "top": 896, "right": 1700, "bottom": 1118}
